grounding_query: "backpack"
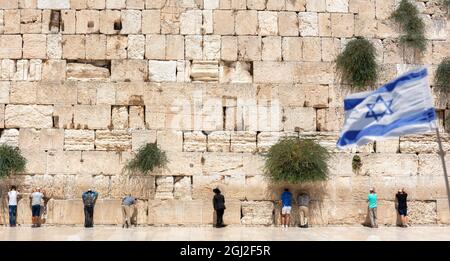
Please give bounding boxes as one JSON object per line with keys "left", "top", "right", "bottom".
{"left": 84, "top": 192, "right": 95, "bottom": 206}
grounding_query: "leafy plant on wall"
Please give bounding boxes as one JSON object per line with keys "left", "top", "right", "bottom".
{"left": 336, "top": 37, "right": 378, "bottom": 89}
{"left": 352, "top": 155, "right": 362, "bottom": 174}
{"left": 125, "top": 143, "right": 168, "bottom": 174}
{"left": 444, "top": 0, "right": 450, "bottom": 16}
{"left": 435, "top": 57, "right": 450, "bottom": 92}
{"left": 391, "top": 0, "right": 427, "bottom": 52}
{"left": 0, "top": 145, "right": 26, "bottom": 179}
{"left": 264, "top": 138, "right": 331, "bottom": 183}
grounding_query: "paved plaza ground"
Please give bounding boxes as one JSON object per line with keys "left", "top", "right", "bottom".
{"left": 1, "top": 225, "right": 449, "bottom": 241}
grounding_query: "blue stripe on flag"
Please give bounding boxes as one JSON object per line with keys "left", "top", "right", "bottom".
{"left": 337, "top": 108, "right": 436, "bottom": 147}
{"left": 344, "top": 68, "right": 428, "bottom": 111}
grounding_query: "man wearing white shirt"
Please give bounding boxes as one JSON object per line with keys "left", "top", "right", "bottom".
{"left": 7, "top": 186, "right": 19, "bottom": 227}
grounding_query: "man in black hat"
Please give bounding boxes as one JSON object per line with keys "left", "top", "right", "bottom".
{"left": 212, "top": 188, "right": 226, "bottom": 228}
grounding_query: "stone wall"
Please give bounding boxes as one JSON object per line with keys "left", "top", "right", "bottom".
{"left": 0, "top": 0, "right": 449, "bottom": 226}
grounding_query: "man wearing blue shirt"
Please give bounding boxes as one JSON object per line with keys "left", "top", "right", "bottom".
{"left": 367, "top": 188, "right": 378, "bottom": 228}
{"left": 280, "top": 188, "right": 292, "bottom": 228}
{"left": 82, "top": 189, "right": 98, "bottom": 228}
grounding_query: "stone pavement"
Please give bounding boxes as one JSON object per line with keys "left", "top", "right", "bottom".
{"left": 1, "top": 225, "right": 450, "bottom": 241}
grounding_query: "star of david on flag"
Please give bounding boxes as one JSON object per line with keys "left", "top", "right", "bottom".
{"left": 337, "top": 67, "right": 437, "bottom": 149}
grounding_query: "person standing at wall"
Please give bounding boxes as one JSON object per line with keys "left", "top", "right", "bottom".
{"left": 280, "top": 188, "right": 292, "bottom": 228}
{"left": 7, "top": 186, "right": 19, "bottom": 227}
{"left": 367, "top": 188, "right": 378, "bottom": 228}
{"left": 297, "top": 192, "right": 310, "bottom": 228}
{"left": 82, "top": 189, "right": 98, "bottom": 228}
{"left": 30, "top": 188, "right": 44, "bottom": 228}
{"left": 212, "top": 188, "right": 226, "bottom": 228}
{"left": 396, "top": 188, "right": 408, "bottom": 227}
{"left": 121, "top": 194, "right": 137, "bottom": 228}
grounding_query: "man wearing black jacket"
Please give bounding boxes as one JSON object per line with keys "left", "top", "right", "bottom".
{"left": 213, "top": 188, "right": 226, "bottom": 228}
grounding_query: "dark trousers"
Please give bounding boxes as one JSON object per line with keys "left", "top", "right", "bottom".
{"left": 84, "top": 205, "right": 94, "bottom": 227}
{"left": 216, "top": 209, "right": 224, "bottom": 226}
{"left": 9, "top": 205, "right": 17, "bottom": 226}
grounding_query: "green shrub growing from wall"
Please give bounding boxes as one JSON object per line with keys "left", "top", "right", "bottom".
{"left": 436, "top": 57, "right": 450, "bottom": 92}
{"left": 352, "top": 155, "right": 362, "bottom": 174}
{"left": 391, "top": 0, "right": 427, "bottom": 51}
{"left": 0, "top": 145, "right": 26, "bottom": 178}
{"left": 264, "top": 139, "right": 331, "bottom": 183}
{"left": 126, "top": 143, "right": 168, "bottom": 174}
{"left": 336, "top": 37, "right": 378, "bottom": 89}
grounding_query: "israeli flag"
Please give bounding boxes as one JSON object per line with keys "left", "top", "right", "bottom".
{"left": 337, "top": 67, "right": 437, "bottom": 149}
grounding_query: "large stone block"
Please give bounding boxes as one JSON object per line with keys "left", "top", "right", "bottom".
{"left": 46, "top": 150, "right": 82, "bottom": 174}
{"left": 400, "top": 134, "right": 449, "bottom": 154}
{"left": 142, "top": 10, "right": 160, "bottom": 34}
{"left": 111, "top": 60, "right": 148, "bottom": 82}
{"left": 10, "top": 82, "right": 37, "bottom": 104}
{"left": 73, "top": 105, "right": 111, "bottom": 130}
{"left": 237, "top": 36, "right": 261, "bottom": 61}
{"left": 4, "top": 10, "right": 20, "bottom": 34}
{"left": 230, "top": 131, "right": 257, "bottom": 153}
{"left": 145, "top": 34, "right": 165, "bottom": 59}
{"left": 95, "top": 130, "right": 132, "bottom": 151}
{"left": 37, "top": 82, "right": 77, "bottom": 105}
{"left": 283, "top": 106, "right": 316, "bottom": 132}
{"left": 0, "top": 82, "right": 10, "bottom": 104}
{"left": 0, "top": 35, "right": 22, "bottom": 59}
{"left": 42, "top": 60, "right": 66, "bottom": 81}
{"left": 38, "top": 0, "right": 70, "bottom": 9}
{"left": 180, "top": 10, "right": 202, "bottom": 35}
{"left": 253, "top": 61, "right": 295, "bottom": 83}
{"left": 20, "top": 9, "right": 42, "bottom": 34}
{"left": 207, "top": 131, "right": 231, "bottom": 152}
{"left": 213, "top": 10, "right": 234, "bottom": 35}
{"left": 183, "top": 131, "right": 207, "bottom": 152}
{"left": 0, "top": 129, "right": 19, "bottom": 148}
{"left": 106, "top": 35, "right": 127, "bottom": 59}
{"left": 201, "top": 152, "right": 244, "bottom": 176}
{"left": 278, "top": 11, "right": 298, "bottom": 36}
{"left": 76, "top": 10, "right": 100, "bottom": 34}
{"left": 241, "top": 201, "right": 274, "bottom": 225}
{"left": 121, "top": 10, "right": 141, "bottom": 34}
{"left": 85, "top": 35, "right": 106, "bottom": 60}
{"left": 100, "top": 10, "right": 121, "bottom": 34}
{"left": 261, "top": 36, "right": 281, "bottom": 61}
{"left": 64, "top": 129, "right": 95, "bottom": 151}
{"left": 192, "top": 174, "right": 245, "bottom": 200}
{"left": 80, "top": 151, "right": 129, "bottom": 175}
{"left": 316, "top": 107, "right": 344, "bottom": 131}
{"left": 174, "top": 176, "right": 192, "bottom": 200}
{"left": 258, "top": 11, "right": 278, "bottom": 36}
{"left": 5, "top": 105, "right": 53, "bottom": 129}
{"left": 235, "top": 10, "right": 258, "bottom": 35}
{"left": 163, "top": 151, "right": 202, "bottom": 176}
{"left": 360, "top": 154, "right": 418, "bottom": 176}
{"left": 298, "top": 12, "right": 318, "bottom": 36}
{"left": 148, "top": 60, "right": 177, "bottom": 82}
{"left": 62, "top": 35, "right": 86, "bottom": 59}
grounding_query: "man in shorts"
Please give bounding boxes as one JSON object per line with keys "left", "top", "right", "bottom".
{"left": 280, "top": 188, "right": 292, "bottom": 228}
{"left": 30, "top": 188, "right": 44, "bottom": 228}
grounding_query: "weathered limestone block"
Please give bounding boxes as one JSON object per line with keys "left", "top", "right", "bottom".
{"left": 193, "top": 174, "right": 245, "bottom": 200}
{"left": 10, "top": 82, "right": 37, "bottom": 104}
{"left": 296, "top": 62, "right": 334, "bottom": 84}
{"left": 85, "top": 35, "right": 106, "bottom": 60}
{"left": 106, "top": 35, "right": 127, "bottom": 59}
{"left": 110, "top": 174, "right": 155, "bottom": 200}
{"left": 203, "top": 35, "right": 221, "bottom": 60}
{"left": 47, "top": 200, "right": 84, "bottom": 225}
{"left": 283, "top": 106, "right": 316, "bottom": 132}
{"left": 5, "top": 105, "right": 53, "bottom": 129}
{"left": 281, "top": 37, "right": 302, "bottom": 61}
{"left": 407, "top": 201, "right": 437, "bottom": 224}
{"left": 80, "top": 151, "right": 128, "bottom": 175}
{"left": 331, "top": 13, "right": 354, "bottom": 37}
{"left": 202, "top": 10, "right": 214, "bottom": 34}
{"left": 326, "top": 0, "right": 348, "bottom": 12}
{"left": 318, "top": 13, "right": 332, "bottom": 37}
{"left": 86, "top": 0, "right": 106, "bottom": 9}
{"left": 285, "top": 0, "right": 305, "bottom": 11}
{"left": 100, "top": 10, "right": 121, "bottom": 34}
{"left": 155, "top": 176, "right": 174, "bottom": 199}
{"left": 163, "top": 151, "right": 202, "bottom": 176}
{"left": 316, "top": 107, "right": 344, "bottom": 131}
{"left": 165, "top": 34, "right": 184, "bottom": 60}
{"left": 148, "top": 60, "right": 177, "bottom": 82}
{"left": 129, "top": 106, "right": 145, "bottom": 129}
{"left": 256, "top": 131, "right": 298, "bottom": 153}
{"left": 207, "top": 131, "right": 230, "bottom": 152}
{"left": 0, "top": 129, "right": 19, "bottom": 148}
{"left": 74, "top": 105, "right": 111, "bottom": 130}
{"left": 116, "top": 82, "right": 145, "bottom": 105}
{"left": 360, "top": 153, "right": 418, "bottom": 176}
{"left": 145, "top": 34, "right": 165, "bottom": 59}
{"left": 261, "top": 36, "right": 281, "bottom": 61}
{"left": 190, "top": 61, "right": 219, "bottom": 82}
{"left": 4, "top": 10, "right": 20, "bottom": 34}
{"left": 241, "top": 201, "right": 274, "bottom": 225}
{"left": 0, "top": 82, "right": 9, "bottom": 104}
{"left": 437, "top": 199, "right": 450, "bottom": 224}
{"left": 61, "top": 10, "right": 76, "bottom": 34}
{"left": 131, "top": 129, "right": 156, "bottom": 151}
{"left": 219, "top": 61, "right": 252, "bottom": 83}
{"left": 156, "top": 130, "right": 183, "bottom": 152}
{"left": 258, "top": 11, "right": 278, "bottom": 36}
{"left": 95, "top": 83, "right": 115, "bottom": 105}
{"left": 230, "top": 131, "right": 257, "bottom": 153}
{"left": 244, "top": 175, "right": 272, "bottom": 200}
{"left": 62, "top": 35, "right": 85, "bottom": 59}
{"left": 111, "top": 60, "right": 148, "bottom": 82}
{"left": 418, "top": 154, "right": 450, "bottom": 177}
{"left": 213, "top": 10, "right": 234, "bottom": 35}
{"left": 76, "top": 10, "right": 100, "bottom": 34}
{"left": 147, "top": 199, "right": 181, "bottom": 224}
{"left": 237, "top": 36, "right": 261, "bottom": 61}
{"left": 120, "top": 10, "right": 141, "bottom": 34}
{"left": 302, "top": 84, "right": 329, "bottom": 108}
{"left": 298, "top": 12, "right": 318, "bottom": 36}
{"left": 20, "top": 9, "right": 42, "bottom": 34}
{"left": 183, "top": 131, "right": 207, "bottom": 152}
{"left": 375, "top": 139, "right": 400, "bottom": 153}
{"left": 64, "top": 130, "right": 95, "bottom": 151}
{"left": 235, "top": 10, "right": 258, "bottom": 35}
{"left": 221, "top": 36, "right": 237, "bottom": 61}
{"left": 0, "top": 0, "right": 19, "bottom": 9}
{"left": 253, "top": 61, "right": 295, "bottom": 83}
{"left": 400, "top": 134, "right": 449, "bottom": 154}
{"left": 67, "top": 63, "right": 110, "bottom": 80}
{"left": 95, "top": 130, "right": 132, "bottom": 151}
{"left": 111, "top": 106, "right": 128, "bottom": 129}
{"left": 278, "top": 11, "right": 298, "bottom": 36}
{"left": 302, "top": 37, "right": 322, "bottom": 62}
{"left": 94, "top": 200, "right": 125, "bottom": 225}
{"left": 202, "top": 152, "right": 244, "bottom": 176}
{"left": 185, "top": 35, "right": 202, "bottom": 60}
{"left": 37, "top": 0, "right": 70, "bottom": 9}
{"left": 46, "top": 150, "right": 81, "bottom": 174}
{"left": 19, "top": 128, "right": 64, "bottom": 152}
{"left": 180, "top": 10, "right": 202, "bottom": 35}
{"left": 174, "top": 176, "right": 192, "bottom": 200}
{"left": 0, "top": 35, "right": 22, "bottom": 59}
{"left": 142, "top": 10, "right": 160, "bottom": 34}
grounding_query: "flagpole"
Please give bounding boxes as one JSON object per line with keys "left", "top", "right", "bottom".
{"left": 435, "top": 128, "right": 450, "bottom": 211}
